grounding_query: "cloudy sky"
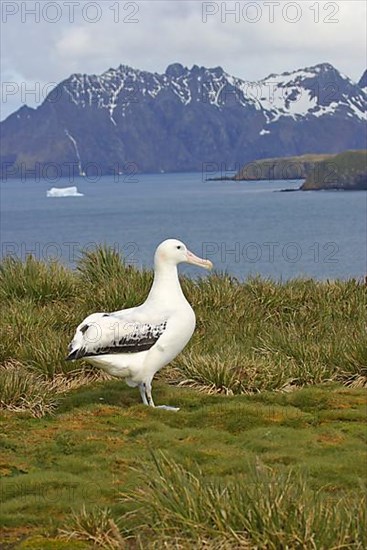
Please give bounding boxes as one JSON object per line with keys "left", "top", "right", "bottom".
{"left": 1, "top": 0, "right": 366, "bottom": 120}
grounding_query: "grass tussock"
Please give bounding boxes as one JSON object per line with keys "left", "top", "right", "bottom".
{"left": 1, "top": 247, "right": 366, "bottom": 398}
{"left": 118, "top": 454, "right": 366, "bottom": 549}
{"left": 62, "top": 454, "right": 366, "bottom": 549}
{"left": 0, "top": 255, "right": 76, "bottom": 304}
{"left": 59, "top": 506, "right": 124, "bottom": 549}
{"left": 0, "top": 362, "right": 108, "bottom": 418}
{"left": 0, "top": 362, "right": 59, "bottom": 418}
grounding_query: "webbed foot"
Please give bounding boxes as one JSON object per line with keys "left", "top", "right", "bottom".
{"left": 155, "top": 405, "right": 180, "bottom": 412}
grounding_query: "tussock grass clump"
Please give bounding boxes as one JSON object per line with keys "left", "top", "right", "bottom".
{"left": 172, "top": 352, "right": 249, "bottom": 395}
{"left": 171, "top": 352, "right": 292, "bottom": 394}
{"left": 77, "top": 245, "right": 127, "bottom": 285}
{"left": 119, "top": 454, "right": 366, "bottom": 549}
{"left": 0, "top": 362, "right": 59, "bottom": 418}
{"left": 0, "top": 299, "right": 75, "bottom": 377}
{"left": 0, "top": 255, "right": 76, "bottom": 304}
{"left": 0, "top": 362, "right": 106, "bottom": 418}
{"left": 77, "top": 245, "right": 153, "bottom": 313}
{"left": 172, "top": 275, "right": 367, "bottom": 393}
{"left": 59, "top": 506, "right": 123, "bottom": 549}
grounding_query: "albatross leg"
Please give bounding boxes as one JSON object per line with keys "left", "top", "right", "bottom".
{"left": 144, "top": 381, "right": 155, "bottom": 407}
{"left": 139, "top": 383, "right": 149, "bottom": 406}
{"left": 144, "top": 382, "right": 180, "bottom": 412}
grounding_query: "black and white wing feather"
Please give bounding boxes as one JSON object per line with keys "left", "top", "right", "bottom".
{"left": 66, "top": 312, "right": 167, "bottom": 361}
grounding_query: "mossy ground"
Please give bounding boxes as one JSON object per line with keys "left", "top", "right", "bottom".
{"left": 1, "top": 383, "right": 366, "bottom": 548}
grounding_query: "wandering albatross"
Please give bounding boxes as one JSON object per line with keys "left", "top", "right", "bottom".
{"left": 66, "top": 239, "right": 213, "bottom": 410}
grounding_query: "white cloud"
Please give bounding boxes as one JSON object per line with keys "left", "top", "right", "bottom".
{"left": 56, "top": 26, "right": 94, "bottom": 58}
{"left": 1, "top": 0, "right": 366, "bottom": 119}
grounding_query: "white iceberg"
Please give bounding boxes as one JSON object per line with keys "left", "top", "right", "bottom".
{"left": 47, "top": 186, "right": 84, "bottom": 198}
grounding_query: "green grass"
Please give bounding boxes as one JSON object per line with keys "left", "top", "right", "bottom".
{"left": 236, "top": 152, "right": 334, "bottom": 181}
{"left": 0, "top": 249, "right": 366, "bottom": 548}
{"left": 120, "top": 453, "right": 366, "bottom": 549}
{"left": 301, "top": 150, "right": 367, "bottom": 190}
{"left": 0, "top": 363, "right": 59, "bottom": 418}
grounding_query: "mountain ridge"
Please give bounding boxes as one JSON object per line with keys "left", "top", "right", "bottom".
{"left": 1, "top": 62, "right": 366, "bottom": 178}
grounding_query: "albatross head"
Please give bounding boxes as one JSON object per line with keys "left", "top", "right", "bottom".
{"left": 155, "top": 239, "right": 213, "bottom": 270}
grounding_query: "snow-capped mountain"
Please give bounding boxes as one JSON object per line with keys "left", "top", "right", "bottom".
{"left": 359, "top": 70, "right": 367, "bottom": 93}
{"left": 1, "top": 62, "right": 366, "bottom": 178}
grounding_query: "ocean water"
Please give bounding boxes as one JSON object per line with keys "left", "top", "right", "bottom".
{"left": 1, "top": 173, "right": 366, "bottom": 281}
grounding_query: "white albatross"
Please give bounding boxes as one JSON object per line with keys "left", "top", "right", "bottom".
{"left": 66, "top": 239, "right": 213, "bottom": 410}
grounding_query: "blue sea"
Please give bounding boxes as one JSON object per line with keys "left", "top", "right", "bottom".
{"left": 1, "top": 173, "right": 366, "bottom": 281}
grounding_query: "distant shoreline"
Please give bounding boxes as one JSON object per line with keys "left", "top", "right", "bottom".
{"left": 207, "top": 150, "right": 367, "bottom": 191}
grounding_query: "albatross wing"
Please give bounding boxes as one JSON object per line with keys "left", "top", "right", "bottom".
{"left": 66, "top": 311, "right": 167, "bottom": 361}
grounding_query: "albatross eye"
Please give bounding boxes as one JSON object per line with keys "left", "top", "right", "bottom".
{"left": 176, "top": 245, "right": 182, "bottom": 250}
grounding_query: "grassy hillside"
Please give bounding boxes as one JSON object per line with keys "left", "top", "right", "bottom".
{"left": 235, "top": 150, "right": 367, "bottom": 190}
{"left": 235, "top": 153, "right": 331, "bottom": 181}
{"left": 301, "top": 150, "right": 367, "bottom": 190}
{"left": 1, "top": 249, "right": 366, "bottom": 548}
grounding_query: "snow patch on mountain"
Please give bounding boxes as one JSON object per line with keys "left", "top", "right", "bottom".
{"left": 59, "top": 62, "right": 366, "bottom": 131}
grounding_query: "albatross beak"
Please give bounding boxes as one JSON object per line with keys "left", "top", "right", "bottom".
{"left": 186, "top": 250, "right": 213, "bottom": 270}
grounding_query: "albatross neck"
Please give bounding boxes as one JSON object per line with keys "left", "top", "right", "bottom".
{"left": 146, "top": 261, "right": 185, "bottom": 305}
